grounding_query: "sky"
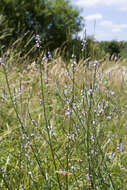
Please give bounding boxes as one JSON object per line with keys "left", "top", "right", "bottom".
{"left": 71, "top": 0, "right": 127, "bottom": 41}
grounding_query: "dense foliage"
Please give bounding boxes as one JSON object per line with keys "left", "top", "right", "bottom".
{"left": 0, "top": 0, "right": 83, "bottom": 53}
{"left": 0, "top": 0, "right": 127, "bottom": 61}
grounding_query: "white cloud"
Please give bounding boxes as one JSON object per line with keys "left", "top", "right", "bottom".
{"left": 112, "top": 28, "right": 121, "bottom": 33}
{"left": 112, "top": 24, "right": 127, "bottom": 32}
{"left": 100, "top": 20, "right": 113, "bottom": 27}
{"left": 74, "top": 0, "right": 127, "bottom": 11}
{"left": 85, "top": 13, "right": 103, "bottom": 21}
{"left": 99, "top": 20, "right": 127, "bottom": 33}
{"left": 114, "top": 24, "right": 127, "bottom": 29}
{"left": 74, "top": 0, "right": 100, "bottom": 7}
{"left": 121, "top": 7, "right": 127, "bottom": 11}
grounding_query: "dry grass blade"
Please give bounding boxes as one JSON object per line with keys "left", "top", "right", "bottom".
{"left": 56, "top": 170, "right": 73, "bottom": 176}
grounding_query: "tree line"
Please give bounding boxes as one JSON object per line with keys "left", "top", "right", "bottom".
{"left": 0, "top": 0, "right": 83, "bottom": 55}
{"left": 0, "top": 0, "right": 127, "bottom": 60}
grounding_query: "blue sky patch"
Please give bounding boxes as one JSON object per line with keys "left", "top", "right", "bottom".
{"left": 71, "top": 0, "right": 127, "bottom": 41}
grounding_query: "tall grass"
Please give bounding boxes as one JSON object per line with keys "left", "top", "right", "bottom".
{"left": 0, "top": 44, "right": 127, "bottom": 189}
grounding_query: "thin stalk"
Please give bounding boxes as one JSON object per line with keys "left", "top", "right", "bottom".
{"left": 0, "top": 171, "right": 13, "bottom": 190}
{"left": 2, "top": 64, "right": 47, "bottom": 181}
{"left": 39, "top": 58, "right": 62, "bottom": 190}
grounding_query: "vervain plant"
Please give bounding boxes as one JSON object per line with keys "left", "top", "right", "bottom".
{"left": 0, "top": 38, "right": 127, "bottom": 189}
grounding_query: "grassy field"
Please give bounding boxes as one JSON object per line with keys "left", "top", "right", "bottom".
{"left": 0, "top": 51, "right": 127, "bottom": 189}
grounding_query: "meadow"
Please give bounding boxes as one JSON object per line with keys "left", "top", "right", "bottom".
{"left": 0, "top": 46, "right": 127, "bottom": 190}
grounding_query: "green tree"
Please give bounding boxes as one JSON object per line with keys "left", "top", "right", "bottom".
{"left": 0, "top": 14, "right": 14, "bottom": 47}
{"left": 0, "top": 0, "right": 83, "bottom": 53}
{"left": 119, "top": 41, "right": 127, "bottom": 58}
{"left": 100, "top": 40, "right": 120, "bottom": 59}
{"left": 107, "top": 40, "right": 120, "bottom": 57}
